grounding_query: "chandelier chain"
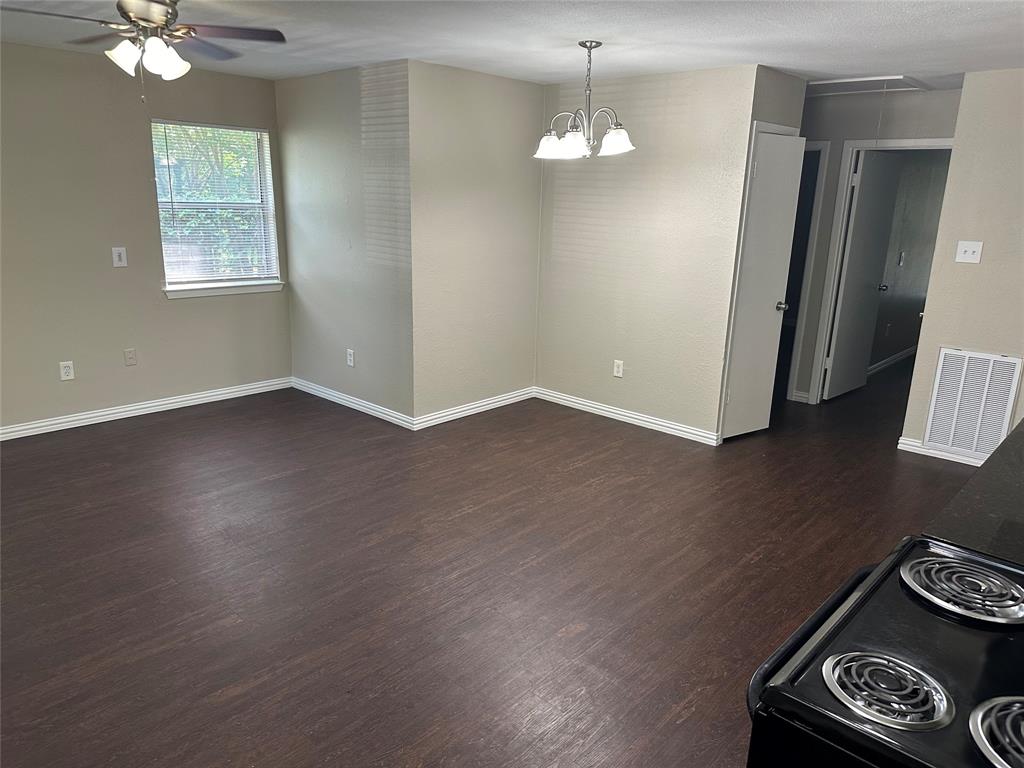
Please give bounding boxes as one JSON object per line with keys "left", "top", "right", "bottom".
{"left": 585, "top": 46, "right": 592, "bottom": 95}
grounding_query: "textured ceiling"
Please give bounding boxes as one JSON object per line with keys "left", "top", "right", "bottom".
{"left": 2, "top": 1, "right": 1022, "bottom": 87}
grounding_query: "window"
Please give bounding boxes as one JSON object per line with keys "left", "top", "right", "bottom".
{"left": 151, "top": 121, "right": 281, "bottom": 296}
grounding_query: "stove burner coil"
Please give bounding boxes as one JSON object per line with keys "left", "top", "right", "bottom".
{"left": 900, "top": 557, "right": 1024, "bottom": 624}
{"left": 821, "top": 652, "right": 954, "bottom": 731}
{"left": 971, "top": 698, "right": 1024, "bottom": 768}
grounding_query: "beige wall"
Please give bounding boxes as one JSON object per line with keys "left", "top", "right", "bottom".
{"left": 903, "top": 69, "right": 1024, "bottom": 440}
{"left": 794, "top": 88, "right": 962, "bottom": 394}
{"left": 871, "top": 150, "right": 950, "bottom": 365}
{"left": 0, "top": 44, "right": 291, "bottom": 427}
{"left": 16, "top": 43, "right": 998, "bottom": 446}
{"left": 751, "top": 65, "right": 807, "bottom": 126}
{"left": 275, "top": 63, "right": 414, "bottom": 416}
{"left": 536, "top": 66, "right": 763, "bottom": 433}
{"left": 408, "top": 61, "right": 543, "bottom": 416}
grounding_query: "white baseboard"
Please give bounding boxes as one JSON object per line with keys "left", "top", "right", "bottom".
{"left": 291, "top": 378, "right": 534, "bottom": 431}
{"left": 788, "top": 390, "right": 810, "bottom": 403}
{"left": 897, "top": 436, "right": 984, "bottom": 467}
{"left": 293, "top": 380, "right": 717, "bottom": 444}
{"left": 413, "top": 388, "right": 535, "bottom": 430}
{"left": 868, "top": 346, "right": 917, "bottom": 376}
{"left": 290, "top": 377, "right": 415, "bottom": 430}
{"left": 2, "top": 377, "right": 719, "bottom": 448}
{"left": 533, "top": 387, "right": 720, "bottom": 446}
{"left": 0, "top": 378, "right": 293, "bottom": 441}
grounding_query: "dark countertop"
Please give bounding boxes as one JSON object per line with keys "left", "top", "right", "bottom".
{"left": 926, "top": 420, "right": 1024, "bottom": 564}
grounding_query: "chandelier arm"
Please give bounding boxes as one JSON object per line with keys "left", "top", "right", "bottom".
{"left": 548, "top": 110, "right": 579, "bottom": 132}
{"left": 573, "top": 109, "right": 589, "bottom": 139}
{"left": 590, "top": 106, "right": 619, "bottom": 137}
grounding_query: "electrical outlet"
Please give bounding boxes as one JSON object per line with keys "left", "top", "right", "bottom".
{"left": 123, "top": 348, "right": 137, "bottom": 366}
{"left": 346, "top": 348, "right": 355, "bottom": 367}
{"left": 955, "top": 240, "right": 983, "bottom": 263}
{"left": 613, "top": 359, "right": 624, "bottom": 378}
{"left": 112, "top": 246, "right": 128, "bottom": 268}
{"left": 59, "top": 361, "right": 75, "bottom": 381}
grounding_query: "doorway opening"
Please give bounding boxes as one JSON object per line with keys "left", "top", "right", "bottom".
{"left": 774, "top": 144, "right": 826, "bottom": 405}
{"left": 812, "top": 146, "right": 951, "bottom": 405}
{"left": 719, "top": 129, "right": 953, "bottom": 442}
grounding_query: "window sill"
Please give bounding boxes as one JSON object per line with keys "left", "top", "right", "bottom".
{"left": 163, "top": 280, "right": 285, "bottom": 299}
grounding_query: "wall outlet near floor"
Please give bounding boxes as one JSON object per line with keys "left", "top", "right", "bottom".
{"left": 59, "top": 361, "right": 75, "bottom": 381}
{"left": 955, "top": 240, "right": 983, "bottom": 263}
{"left": 111, "top": 246, "right": 128, "bottom": 268}
{"left": 123, "top": 348, "right": 138, "bottom": 366}
{"left": 613, "top": 359, "right": 624, "bottom": 378}
{"left": 346, "top": 348, "right": 355, "bottom": 367}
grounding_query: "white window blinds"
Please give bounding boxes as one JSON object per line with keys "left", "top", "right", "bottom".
{"left": 151, "top": 121, "right": 280, "bottom": 286}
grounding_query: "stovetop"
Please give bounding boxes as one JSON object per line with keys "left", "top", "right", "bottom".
{"left": 762, "top": 537, "right": 1024, "bottom": 768}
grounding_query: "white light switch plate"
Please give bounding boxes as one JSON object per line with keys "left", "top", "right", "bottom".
{"left": 955, "top": 240, "right": 983, "bottom": 263}
{"left": 112, "top": 246, "right": 128, "bottom": 268}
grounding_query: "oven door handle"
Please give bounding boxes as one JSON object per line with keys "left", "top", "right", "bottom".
{"left": 746, "top": 564, "right": 876, "bottom": 719}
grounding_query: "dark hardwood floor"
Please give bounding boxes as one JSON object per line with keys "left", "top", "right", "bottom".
{"left": 2, "top": 360, "right": 973, "bottom": 768}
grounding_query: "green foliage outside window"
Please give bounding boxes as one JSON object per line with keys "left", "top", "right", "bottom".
{"left": 151, "top": 122, "right": 278, "bottom": 284}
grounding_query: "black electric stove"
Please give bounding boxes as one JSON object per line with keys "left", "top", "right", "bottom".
{"left": 747, "top": 536, "right": 1024, "bottom": 768}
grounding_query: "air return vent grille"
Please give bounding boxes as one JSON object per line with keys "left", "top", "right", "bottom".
{"left": 924, "top": 348, "right": 1022, "bottom": 460}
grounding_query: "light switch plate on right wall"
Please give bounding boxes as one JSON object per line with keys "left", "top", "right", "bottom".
{"left": 955, "top": 240, "right": 983, "bottom": 263}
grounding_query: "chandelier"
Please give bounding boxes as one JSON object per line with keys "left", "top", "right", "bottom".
{"left": 534, "top": 41, "right": 636, "bottom": 160}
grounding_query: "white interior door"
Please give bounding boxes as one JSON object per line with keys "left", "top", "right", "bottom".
{"left": 823, "top": 151, "right": 903, "bottom": 400}
{"left": 721, "top": 131, "right": 805, "bottom": 439}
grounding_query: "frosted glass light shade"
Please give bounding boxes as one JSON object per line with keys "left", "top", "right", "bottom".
{"left": 104, "top": 39, "right": 141, "bottom": 76}
{"left": 142, "top": 36, "right": 170, "bottom": 75}
{"left": 161, "top": 45, "right": 191, "bottom": 80}
{"left": 533, "top": 132, "right": 562, "bottom": 159}
{"left": 598, "top": 127, "right": 636, "bottom": 156}
{"left": 560, "top": 130, "right": 590, "bottom": 159}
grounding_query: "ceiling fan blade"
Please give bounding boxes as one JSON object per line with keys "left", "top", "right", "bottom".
{"left": 177, "top": 36, "right": 240, "bottom": 61}
{"left": 68, "top": 32, "right": 125, "bottom": 45}
{"left": 184, "top": 24, "right": 285, "bottom": 43}
{"left": 0, "top": 6, "right": 114, "bottom": 24}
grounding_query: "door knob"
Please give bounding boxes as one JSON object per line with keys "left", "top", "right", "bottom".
{"left": 776, "top": 301, "right": 788, "bottom": 311}
{"left": 878, "top": 284, "right": 889, "bottom": 292}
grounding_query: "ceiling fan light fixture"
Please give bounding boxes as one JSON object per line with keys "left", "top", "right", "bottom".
{"left": 3, "top": 3, "right": 285, "bottom": 83}
{"left": 160, "top": 44, "right": 191, "bottom": 80}
{"left": 104, "top": 38, "right": 141, "bottom": 76}
{"left": 142, "top": 35, "right": 170, "bottom": 75}
{"left": 597, "top": 125, "right": 636, "bottom": 157}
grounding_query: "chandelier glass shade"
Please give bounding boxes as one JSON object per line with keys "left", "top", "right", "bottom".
{"left": 534, "top": 41, "right": 635, "bottom": 160}
{"left": 597, "top": 126, "right": 636, "bottom": 156}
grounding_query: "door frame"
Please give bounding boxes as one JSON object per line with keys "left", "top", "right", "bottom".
{"left": 805, "top": 137, "right": 954, "bottom": 404}
{"left": 716, "top": 120, "right": 801, "bottom": 442}
{"left": 786, "top": 140, "right": 830, "bottom": 403}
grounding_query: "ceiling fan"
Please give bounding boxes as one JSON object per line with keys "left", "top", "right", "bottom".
{"left": 1, "top": 0, "right": 286, "bottom": 80}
